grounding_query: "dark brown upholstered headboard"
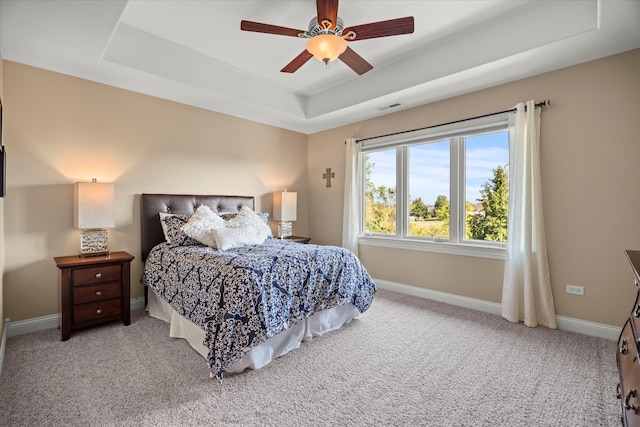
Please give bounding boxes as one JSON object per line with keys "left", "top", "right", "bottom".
{"left": 140, "top": 193, "right": 255, "bottom": 261}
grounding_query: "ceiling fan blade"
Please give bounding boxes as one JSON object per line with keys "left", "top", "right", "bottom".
{"left": 316, "top": 0, "right": 339, "bottom": 29}
{"left": 339, "top": 46, "right": 373, "bottom": 75}
{"left": 241, "top": 20, "right": 305, "bottom": 37}
{"left": 281, "top": 50, "right": 314, "bottom": 73}
{"left": 343, "top": 17, "right": 414, "bottom": 41}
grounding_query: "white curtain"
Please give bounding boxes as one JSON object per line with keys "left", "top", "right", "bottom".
{"left": 501, "top": 101, "right": 557, "bottom": 329}
{"left": 342, "top": 138, "right": 361, "bottom": 255}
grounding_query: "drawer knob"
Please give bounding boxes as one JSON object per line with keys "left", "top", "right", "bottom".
{"left": 620, "top": 339, "right": 629, "bottom": 355}
{"left": 95, "top": 273, "right": 102, "bottom": 279}
{"left": 634, "top": 304, "right": 640, "bottom": 318}
{"left": 96, "top": 309, "right": 102, "bottom": 314}
{"left": 625, "top": 389, "right": 640, "bottom": 414}
{"left": 95, "top": 291, "right": 102, "bottom": 296}
{"left": 618, "top": 383, "right": 622, "bottom": 400}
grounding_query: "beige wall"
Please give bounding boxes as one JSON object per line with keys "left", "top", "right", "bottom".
{"left": 1, "top": 61, "right": 308, "bottom": 322}
{"left": 2, "top": 49, "right": 639, "bottom": 329}
{"left": 308, "top": 48, "right": 640, "bottom": 327}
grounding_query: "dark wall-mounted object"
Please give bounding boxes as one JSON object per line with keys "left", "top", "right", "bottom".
{"left": 0, "top": 145, "right": 5, "bottom": 198}
{"left": 0, "top": 98, "right": 4, "bottom": 197}
{"left": 0, "top": 97, "right": 4, "bottom": 197}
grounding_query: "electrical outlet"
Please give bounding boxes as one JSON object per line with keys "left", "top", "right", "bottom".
{"left": 566, "top": 285, "right": 584, "bottom": 296}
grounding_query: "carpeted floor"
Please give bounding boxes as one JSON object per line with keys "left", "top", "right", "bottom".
{"left": 0, "top": 289, "right": 621, "bottom": 426}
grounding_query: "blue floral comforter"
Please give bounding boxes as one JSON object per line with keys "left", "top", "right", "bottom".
{"left": 142, "top": 239, "right": 376, "bottom": 379}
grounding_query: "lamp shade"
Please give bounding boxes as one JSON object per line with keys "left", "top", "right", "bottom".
{"left": 74, "top": 181, "right": 115, "bottom": 229}
{"left": 273, "top": 191, "right": 297, "bottom": 222}
{"left": 306, "top": 34, "right": 347, "bottom": 63}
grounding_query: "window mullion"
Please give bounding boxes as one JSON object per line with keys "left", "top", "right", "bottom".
{"left": 397, "top": 146, "right": 406, "bottom": 238}
{"left": 449, "top": 138, "right": 460, "bottom": 242}
{"left": 457, "top": 137, "right": 467, "bottom": 243}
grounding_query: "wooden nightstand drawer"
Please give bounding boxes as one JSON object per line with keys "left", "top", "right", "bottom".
{"left": 72, "top": 264, "right": 121, "bottom": 286}
{"left": 73, "top": 282, "right": 121, "bottom": 305}
{"left": 73, "top": 298, "right": 121, "bottom": 324}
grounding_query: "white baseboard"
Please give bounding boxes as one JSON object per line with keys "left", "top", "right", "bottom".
{"left": 554, "top": 315, "right": 620, "bottom": 341}
{"left": 6, "top": 297, "right": 146, "bottom": 338}
{"left": 375, "top": 279, "right": 620, "bottom": 341}
{"left": 4, "top": 285, "right": 621, "bottom": 342}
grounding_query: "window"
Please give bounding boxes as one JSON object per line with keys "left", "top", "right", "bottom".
{"left": 364, "top": 149, "right": 397, "bottom": 235}
{"left": 360, "top": 114, "right": 510, "bottom": 259}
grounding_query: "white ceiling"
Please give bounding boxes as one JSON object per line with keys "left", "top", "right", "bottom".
{"left": 1, "top": 0, "right": 639, "bottom": 134}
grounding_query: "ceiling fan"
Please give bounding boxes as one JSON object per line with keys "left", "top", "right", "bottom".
{"left": 240, "top": 0, "right": 414, "bottom": 75}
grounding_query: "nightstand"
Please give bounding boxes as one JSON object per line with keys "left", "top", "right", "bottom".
{"left": 283, "top": 235, "right": 311, "bottom": 244}
{"left": 54, "top": 251, "right": 134, "bottom": 341}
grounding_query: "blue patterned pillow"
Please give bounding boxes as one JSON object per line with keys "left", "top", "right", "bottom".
{"left": 161, "top": 214, "right": 202, "bottom": 247}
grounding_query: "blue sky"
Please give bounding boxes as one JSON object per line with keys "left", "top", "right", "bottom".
{"left": 367, "top": 131, "right": 509, "bottom": 205}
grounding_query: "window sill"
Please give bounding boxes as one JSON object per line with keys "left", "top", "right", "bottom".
{"left": 358, "top": 236, "right": 506, "bottom": 260}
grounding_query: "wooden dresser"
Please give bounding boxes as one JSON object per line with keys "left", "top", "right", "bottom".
{"left": 55, "top": 251, "right": 134, "bottom": 341}
{"left": 618, "top": 250, "right": 640, "bottom": 426}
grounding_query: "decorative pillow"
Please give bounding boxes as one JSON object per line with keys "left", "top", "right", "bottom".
{"left": 219, "top": 212, "right": 236, "bottom": 221}
{"left": 159, "top": 212, "right": 178, "bottom": 241}
{"left": 222, "top": 207, "right": 272, "bottom": 239}
{"left": 161, "top": 214, "right": 201, "bottom": 247}
{"left": 221, "top": 210, "right": 270, "bottom": 228}
{"left": 256, "top": 212, "right": 270, "bottom": 229}
{"left": 212, "top": 224, "right": 264, "bottom": 250}
{"left": 181, "top": 205, "right": 225, "bottom": 248}
{"left": 211, "top": 207, "right": 272, "bottom": 250}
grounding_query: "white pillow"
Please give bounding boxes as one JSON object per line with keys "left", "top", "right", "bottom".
{"left": 181, "top": 205, "right": 225, "bottom": 248}
{"left": 212, "top": 224, "right": 264, "bottom": 250}
{"left": 210, "top": 207, "right": 271, "bottom": 250}
{"left": 225, "top": 206, "right": 272, "bottom": 241}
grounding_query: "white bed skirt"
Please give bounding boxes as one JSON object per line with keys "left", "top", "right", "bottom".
{"left": 147, "top": 290, "right": 360, "bottom": 374}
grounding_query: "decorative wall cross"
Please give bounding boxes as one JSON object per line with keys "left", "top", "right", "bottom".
{"left": 323, "top": 168, "right": 335, "bottom": 188}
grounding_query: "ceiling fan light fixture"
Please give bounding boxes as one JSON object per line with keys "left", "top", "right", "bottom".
{"left": 240, "top": 2, "right": 414, "bottom": 75}
{"left": 306, "top": 34, "right": 347, "bottom": 64}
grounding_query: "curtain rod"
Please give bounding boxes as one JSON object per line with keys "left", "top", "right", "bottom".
{"left": 354, "top": 100, "right": 550, "bottom": 143}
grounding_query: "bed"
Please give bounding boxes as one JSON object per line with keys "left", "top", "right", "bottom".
{"left": 140, "top": 193, "right": 376, "bottom": 380}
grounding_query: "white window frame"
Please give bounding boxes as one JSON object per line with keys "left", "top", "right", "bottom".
{"left": 358, "top": 113, "right": 510, "bottom": 260}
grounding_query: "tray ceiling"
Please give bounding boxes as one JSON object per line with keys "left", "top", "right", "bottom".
{"left": 1, "top": 0, "right": 639, "bottom": 134}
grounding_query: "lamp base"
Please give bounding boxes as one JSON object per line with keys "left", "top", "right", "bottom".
{"left": 277, "top": 222, "right": 292, "bottom": 239}
{"left": 80, "top": 229, "right": 109, "bottom": 257}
